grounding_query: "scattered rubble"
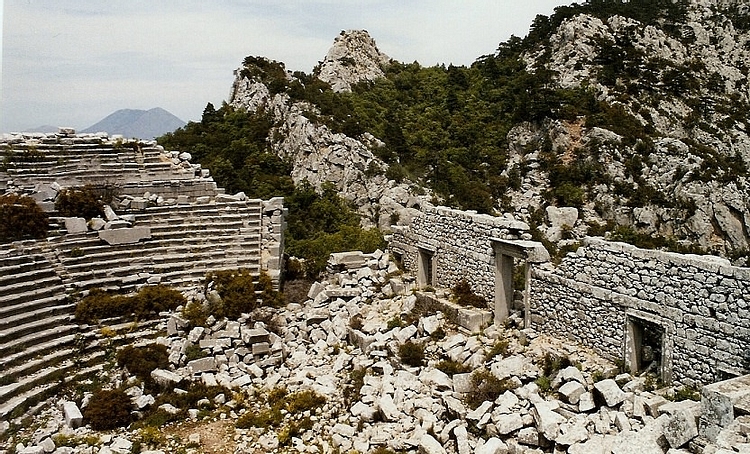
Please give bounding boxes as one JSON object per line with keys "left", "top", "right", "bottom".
{"left": 6, "top": 250, "right": 750, "bottom": 454}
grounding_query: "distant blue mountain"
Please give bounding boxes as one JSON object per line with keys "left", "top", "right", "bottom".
{"left": 82, "top": 107, "right": 185, "bottom": 139}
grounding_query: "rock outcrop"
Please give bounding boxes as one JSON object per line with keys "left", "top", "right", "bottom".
{"left": 316, "top": 30, "right": 392, "bottom": 93}
{"left": 228, "top": 37, "right": 427, "bottom": 230}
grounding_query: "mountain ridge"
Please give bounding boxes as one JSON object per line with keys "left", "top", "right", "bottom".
{"left": 161, "top": 2, "right": 750, "bottom": 264}
{"left": 83, "top": 107, "right": 185, "bottom": 139}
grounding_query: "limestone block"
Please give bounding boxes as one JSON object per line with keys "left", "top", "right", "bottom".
{"left": 110, "top": 437, "right": 133, "bottom": 454}
{"left": 468, "top": 401, "right": 494, "bottom": 424}
{"left": 151, "top": 369, "right": 182, "bottom": 387}
{"left": 611, "top": 415, "right": 669, "bottom": 454}
{"left": 533, "top": 401, "right": 566, "bottom": 441}
{"left": 187, "top": 357, "right": 216, "bottom": 374}
{"left": 568, "top": 434, "right": 616, "bottom": 454}
{"left": 64, "top": 217, "right": 88, "bottom": 234}
{"left": 594, "top": 379, "right": 626, "bottom": 407}
{"left": 134, "top": 394, "right": 155, "bottom": 409}
{"left": 557, "top": 417, "right": 590, "bottom": 446}
{"left": 559, "top": 381, "right": 586, "bottom": 405}
{"left": 702, "top": 374, "right": 750, "bottom": 433}
{"left": 419, "top": 368, "right": 452, "bottom": 391}
{"left": 377, "top": 394, "right": 401, "bottom": 422}
{"left": 62, "top": 401, "right": 83, "bottom": 428}
{"left": 493, "top": 413, "right": 523, "bottom": 435}
{"left": 453, "top": 373, "right": 473, "bottom": 394}
{"left": 475, "top": 437, "right": 509, "bottom": 454}
{"left": 418, "top": 434, "right": 446, "bottom": 454}
{"left": 98, "top": 226, "right": 151, "bottom": 245}
{"left": 664, "top": 404, "right": 699, "bottom": 448}
{"left": 517, "top": 426, "right": 542, "bottom": 446}
{"left": 103, "top": 205, "right": 118, "bottom": 221}
{"left": 19, "top": 446, "right": 45, "bottom": 454}
{"left": 88, "top": 217, "right": 106, "bottom": 231}
{"left": 558, "top": 365, "right": 586, "bottom": 385}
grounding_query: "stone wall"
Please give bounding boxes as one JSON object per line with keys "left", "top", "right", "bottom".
{"left": 390, "top": 206, "right": 529, "bottom": 303}
{"left": 530, "top": 237, "right": 750, "bottom": 388}
{"left": 261, "top": 197, "right": 286, "bottom": 287}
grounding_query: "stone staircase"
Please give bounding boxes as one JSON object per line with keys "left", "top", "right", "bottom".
{"left": 0, "top": 245, "right": 82, "bottom": 421}
{"left": 0, "top": 131, "right": 282, "bottom": 423}
{"left": 52, "top": 200, "right": 264, "bottom": 293}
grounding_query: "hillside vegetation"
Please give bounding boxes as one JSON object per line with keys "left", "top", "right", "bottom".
{"left": 160, "top": 0, "right": 750, "bottom": 263}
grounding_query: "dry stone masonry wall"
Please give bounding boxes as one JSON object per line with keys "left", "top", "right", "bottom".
{"left": 530, "top": 237, "right": 750, "bottom": 388}
{"left": 391, "top": 206, "right": 530, "bottom": 303}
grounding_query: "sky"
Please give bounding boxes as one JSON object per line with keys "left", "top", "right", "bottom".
{"left": 1, "top": 0, "right": 573, "bottom": 133}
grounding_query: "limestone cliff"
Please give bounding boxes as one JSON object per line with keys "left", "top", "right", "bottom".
{"left": 315, "top": 30, "right": 392, "bottom": 93}
{"left": 228, "top": 41, "right": 425, "bottom": 230}
{"left": 505, "top": 1, "right": 750, "bottom": 255}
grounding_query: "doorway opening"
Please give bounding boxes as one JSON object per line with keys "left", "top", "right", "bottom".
{"left": 417, "top": 248, "right": 434, "bottom": 288}
{"left": 626, "top": 316, "right": 665, "bottom": 378}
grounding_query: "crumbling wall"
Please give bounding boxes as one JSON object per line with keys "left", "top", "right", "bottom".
{"left": 390, "top": 206, "right": 529, "bottom": 303}
{"left": 530, "top": 237, "right": 750, "bottom": 388}
{"left": 261, "top": 197, "right": 286, "bottom": 288}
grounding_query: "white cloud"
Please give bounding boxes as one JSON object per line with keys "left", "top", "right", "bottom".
{"left": 2, "top": 0, "right": 570, "bottom": 132}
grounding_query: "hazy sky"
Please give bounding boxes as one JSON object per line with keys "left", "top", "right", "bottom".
{"left": 1, "top": 0, "right": 573, "bottom": 133}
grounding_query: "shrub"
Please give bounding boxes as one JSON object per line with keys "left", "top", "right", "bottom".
{"left": 673, "top": 385, "right": 700, "bottom": 402}
{"left": 55, "top": 185, "right": 106, "bottom": 219}
{"left": 465, "top": 369, "right": 518, "bottom": 409}
{"left": 116, "top": 344, "right": 169, "bottom": 384}
{"left": 0, "top": 194, "right": 49, "bottom": 242}
{"left": 487, "top": 339, "right": 510, "bottom": 360}
{"left": 285, "top": 390, "right": 326, "bottom": 414}
{"left": 205, "top": 269, "right": 257, "bottom": 319}
{"left": 387, "top": 316, "right": 405, "bottom": 330}
{"left": 399, "top": 341, "right": 425, "bottom": 367}
{"left": 349, "top": 315, "right": 364, "bottom": 331}
{"left": 344, "top": 368, "right": 366, "bottom": 406}
{"left": 436, "top": 360, "right": 471, "bottom": 376}
{"left": 83, "top": 388, "right": 133, "bottom": 430}
{"left": 452, "top": 279, "right": 487, "bottom": 309}
{"left": 75, "top": 285, "right": 185, "bottom": 324}
{"left": 182, "top": 301, "right": 208, "bottom": 328}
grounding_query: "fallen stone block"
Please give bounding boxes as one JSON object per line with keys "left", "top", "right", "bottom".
{"left": 663, "top": 402, "right": 700, "bottom": 449}
{"left": 151, "top": 369, "right": 182, "bottom": 387}
{"left": 702, "top": 374, "right": 750, "bottom": 439}
{"left": 64, "top": 217, "right": 88, "bottom": 234}
{"left": 560, "top": 380, "right": 586, "bottom": 405}
{"left": 493, "top": 412, "right": 523, "bottom": 435}
{"left": 187, "top": 357, "right": 216, "bottom": 374}
{"left": 98, "top": 226, "right": 151, "bottom": 245}
{"left": 418, "top": 434, "right": 446, "bottom": 454}
{"left": 594, "top": 379, "right": 626, "bottom": 407}
{"left": 532, "top": 401, "right": 566, "bottom": 441}
{"left": 62, "top": 401, "right": 83, "bottom": 428}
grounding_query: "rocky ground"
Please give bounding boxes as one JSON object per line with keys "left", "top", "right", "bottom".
{"left": 4, "top": 251, "right": 745, "bottom": 454}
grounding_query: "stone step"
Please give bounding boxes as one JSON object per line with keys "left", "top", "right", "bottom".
{"left": 3, "top": 346, "right": 77, "bottom": 384}
{"left": 0, "top": 313, "right": 74, "bottom": 346}
{"left": 0, "top": 301, "right": 76, "bottom": 332}
{"left": 3, "top": 354, "right": 106, "bottom": 423}
{"left": 0, "top": 332, "right": 78, "bottom": 371}
{"left": 0, "top": 273, "right": 62, "bottom": 297}
{"left": 0, "top": 324, "right": 79, "bottom": 360}
{"left": 0, "top": 285, "right": 68, "bottom": 310}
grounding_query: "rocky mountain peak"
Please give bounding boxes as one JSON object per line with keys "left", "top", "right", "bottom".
{"left": 316, "top": 29, "right": 392, "bottom": 93}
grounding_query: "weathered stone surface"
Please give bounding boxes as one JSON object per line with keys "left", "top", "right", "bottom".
{"left": 418, "top": 434, "right": 446, "bottom": 454}
{"left": 594, "top": 379, "right": 626, "bottom": 407}
{"left": 98, "top": 226, "right": 151, "bottom": 245}
{"left": 62, "top": 401, "right": 83, "bottom": 428}
{"left": 151, "top": 369, "right": 182, "bottom": 386}
{"left": 532, "top": 401, "right": 566, "bottom": 441}
{"left": 475, "top": 437, "right": 508, "bottom": 454}
{"left": 64, "top": 217, "right": 87, "bottom": 234}
{"left": 187, "top": 357, "right": 216, "bottom": 374}
{"left": 559, "top": 380, "right": 586, "bottom": 405}
{"left": 493, "top": 413, "right": 523, "bottom": 435}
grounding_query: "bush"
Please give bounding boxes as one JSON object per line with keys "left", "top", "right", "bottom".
{"left": 83, "top": 388, "right": 133, "bottom": 430}
{"left": 116, "top": 344, "right": 169, "bottom": 384}
{"left": 399, "top": 341, "right": 425, "bottom": 367}
{"left": 0, "top": 194, "right": 49, "bottom": 242}
{"left": 205, "top": 269, "right": 257, "bottom": 319}
{"left": 487, "top": 339, "right": 510, "bottom": 360}
{"left": 75, "top": 285, "right": 185, "bottom": 324}
{"left": 465, "top": 369, "right": 518, "bottom": 409}
{"left": 182, "top": 301, "right": 208, "bottom": 328}
{"left": 452, "top": 279, "right": 487, "bottom": 309}
{"left": 436, "top": 360, "right": 471, "bottom": 376}
{"left": 55, "top": 185, "right": 107, "bottom": 219}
